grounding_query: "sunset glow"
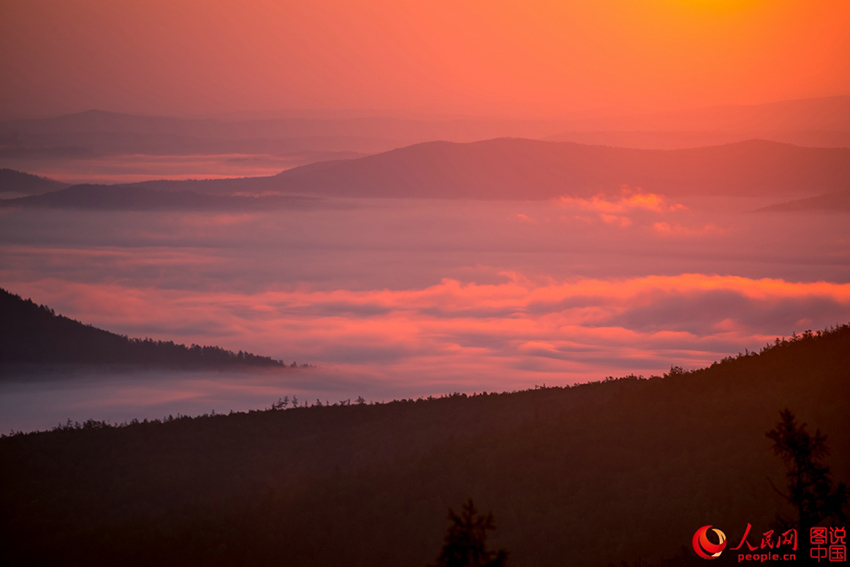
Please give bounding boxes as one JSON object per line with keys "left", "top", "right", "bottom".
{"left": 2, "top": 1, "right": 850, "bottom": 118}
{"left": 3, "top": 4, "right": 850, "bottom": 565}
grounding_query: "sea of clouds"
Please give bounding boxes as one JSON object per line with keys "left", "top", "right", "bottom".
{"left": 2, "top": 192, "right": 848, "bottom": 431}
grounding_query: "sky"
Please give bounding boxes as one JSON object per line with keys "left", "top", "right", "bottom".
{"left": 2, "top": 0, "right": 850, "bottom": 119}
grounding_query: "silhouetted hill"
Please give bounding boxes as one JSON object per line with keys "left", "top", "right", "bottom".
{"left": 0, "top": 183, "right": 327, "bottom": 211}
{"left": 0, "top": 109, "right": 569, "bottom": 157}
{"left": 757, "top": 189, "right": 850, "bottom": 212}
{"left": 5, "top": 97, "right": 848, "bottom": 157}
{"left": 18, "top": 139, "right": 850, "bottom": 205}
{"left": 0, "top": 168, "right": 69, "bottom": 195}
{"left": 269, "top": 138, "right": 850, "bottom": 199}
{"left": 1, "top": 323, "right": 847, "bottom": 566}
{"left": 0, "top": 288, "right": 286, "bottom": 368}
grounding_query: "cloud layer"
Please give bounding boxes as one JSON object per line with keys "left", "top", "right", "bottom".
{"left": 7, "top": 273, "right": 850, "bottom": 392}
{"left": 2, "top": 196, "right": 848, "bottom": 429}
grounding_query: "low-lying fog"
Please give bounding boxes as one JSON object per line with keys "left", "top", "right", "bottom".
{"left": 0, "top": 152, "right": 354, "bottom": 185}
{"left": 2, "top": 191, "right": 849, "bottom": 432}
{"left": 0, "top": 367, "right": 404, "bottom": 434}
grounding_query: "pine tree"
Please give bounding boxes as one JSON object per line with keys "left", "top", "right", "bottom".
{"left": 431, "top": 499, "right": 508, "bottom": 567}
{"left": 766, "top": 409, "right": 848, "bottom": 534}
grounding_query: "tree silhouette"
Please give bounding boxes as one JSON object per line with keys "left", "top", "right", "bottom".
{"left": 766, "top": 409, "right": 848, "bottom": 535}
{"left": 431, "top": 499, "right": 508, "bottom": 567}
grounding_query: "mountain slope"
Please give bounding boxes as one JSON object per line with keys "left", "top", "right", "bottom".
{"left": 0, "top": 168, "right": 69, "bottom": 195}
{"left": 1, "top": 323, "right": 847, "bottom": 566}
{"left": 268, "top": 138, "right": 850, "bottom": 199}
{"left": 0, "top": 288, "right": 286, "bottom": 368}
{"left": 149, "top": 138, "right": 850, "bottom": 199}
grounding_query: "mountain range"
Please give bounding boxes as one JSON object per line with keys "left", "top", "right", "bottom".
{"left": 3, "top": 138, "right": 850, "bottom": 209}
{"left": 3, "top": 96, "right": 849, "bottom": 157}
{"left": 262, "top": 137, "right": 850, "bottom": 199}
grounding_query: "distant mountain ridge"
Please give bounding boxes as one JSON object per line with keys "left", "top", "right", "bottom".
{"left": 547, "top": 95, "right": 850, "bottom": 149}
{"left": 267, "top": 138, "right": 850, "bottom": 199}
{"left": 545, "top": 129, "right": 850, "bottom": 150}
{"left": 0, "top": 288, "right": 288, "bottom": 369}
{"left": 0, "top": 168, "right": 70, "bottom": 195}
{"left": 0, "top": 109, "right": 571, "bottom": 158}
{"left": 3, "top": 138, "right": 849, "bottom": 208}
{"left": 2, "top": 96, "right": 848, "bottom": 160}
{"left": 756, "top": 189, "right": 850, "bottom": 213}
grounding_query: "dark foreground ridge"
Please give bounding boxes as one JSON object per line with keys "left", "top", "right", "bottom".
{"left": 1, "top": 324, "right": 848, "bottom": 566}
{"left": 0, "top": 287, "right": 288, "bottom": 369}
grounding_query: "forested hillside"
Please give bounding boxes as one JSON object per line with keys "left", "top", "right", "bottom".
{"left": 1, "top": 324, "right": 848, "bottom": 566}
{"left": 0, "top": 168, "right": 69, "bottom": 195}
{"left": 0, "top": 288, "right": 286, "bottom": 369}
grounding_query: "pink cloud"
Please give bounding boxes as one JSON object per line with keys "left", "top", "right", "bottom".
{"left": 513, "top": 213, "right": 538, "bottom": 224}
{"left": 556, "top": 187, "right": 686, "bottom": 229}
{"left": 652, "top": 221, "right": 721, "bottom": 236}
{"left": 599, "top": 213, "right": 632, "bottom": 227}
{"left": 8, "top": 272, "right": 850, "bottom": 392}
{"left": 558, "top": 187, "right": 686, "bottom": 214}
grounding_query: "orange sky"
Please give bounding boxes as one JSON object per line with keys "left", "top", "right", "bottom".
{"left": 2, "top": 0, "right": 850, "bottom": 119}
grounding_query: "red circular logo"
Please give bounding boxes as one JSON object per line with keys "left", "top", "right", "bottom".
{"left": 693, "top": 525, "right": 727, "bottom": 560}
